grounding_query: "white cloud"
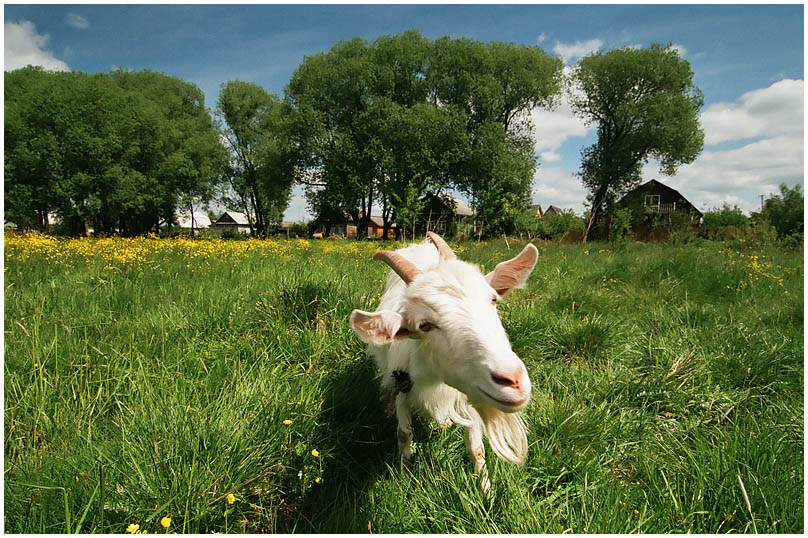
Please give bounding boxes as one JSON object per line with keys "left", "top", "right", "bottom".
{"left": 700, "top": 79, "right": 804, "bottom": 145}
{"left": 66, "top": 13, "right": 89, "bottom": 30}
{"left": 537, "top": 32, "right": 549, "bottom": 44}
{"left": 4, "top": 20, "right": 69, "bottom": 72}
{"left": 532, "top": 94, "right": 594, "bottom": 164}
{"left": 532, "top": 166, "right": 589, "bottom": 214}
{"left": 552, "top": 38, "right": 603, "bottom": 65}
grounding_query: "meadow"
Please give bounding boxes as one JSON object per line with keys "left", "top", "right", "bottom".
{"left": 3, "top": 233, "right": 803, "bottom": 533}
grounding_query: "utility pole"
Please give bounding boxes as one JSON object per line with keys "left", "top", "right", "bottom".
{"left": 759, "top": 194, "right": 764, "bottom": 213}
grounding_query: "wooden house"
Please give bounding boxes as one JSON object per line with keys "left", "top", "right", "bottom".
{"left": 367, "top": 216, "right": 397, "bottom": 238}
{"left": 209, "top": 211, "right": 251, "bottom": 235}
{"left": 418, "top": 193, "right": 474, "bottom": 237}
{"left": 619, "top": 179, "right": 703, "bottom": 223}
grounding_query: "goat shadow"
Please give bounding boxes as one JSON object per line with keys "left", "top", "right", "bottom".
{"left": 282, "top": 356, "right": 399, "bottom": 532}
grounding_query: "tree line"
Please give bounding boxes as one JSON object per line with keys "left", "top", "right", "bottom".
{"left": 5, "top": 30, "right": 706, "bottom": 240}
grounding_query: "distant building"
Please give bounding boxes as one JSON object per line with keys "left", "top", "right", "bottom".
{"left": 175, "top": 211, "right": 212, "bottom": 235}
{"left": 418, "top": 193, "right": 474, "bottom": 237}
{"left": 310, "top": 211, "right": 356, "bottom": 237}
{"left": 619, "top": 179, "right": 703, "bottom": 224}
{"left": 532, "top": 204, "right": 564, "bottom": 217}
{"left": 209, "top": 211, "right": 251, "bottom": 235}
{"left": 367, "top": 216, "right": 397, "bottom": 238}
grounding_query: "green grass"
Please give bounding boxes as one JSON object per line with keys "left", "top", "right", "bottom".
{"left": 4, "top": 236, "right": 803, "bottom": 533}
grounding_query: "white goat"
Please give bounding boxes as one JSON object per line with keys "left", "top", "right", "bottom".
{"left": 350, "top": 232, "right": 538, "bottom": 494}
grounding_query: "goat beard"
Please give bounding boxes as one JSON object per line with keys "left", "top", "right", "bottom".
{"left": 475, "top": 404, "right": 528, "bottom": 465}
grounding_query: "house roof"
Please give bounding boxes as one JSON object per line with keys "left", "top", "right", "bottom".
{"left": 368, "top": 216, "right": 397, "bottom": 228}
{"left": 623, "top": 179, "right": 703, "bottom": 216}
{"left": 424, "top": 193, "right": 474, "bottom": 216}
{"left": 212, "top": 211, "right": 251, "bottom": 226}
{"left": 176, "top": 211, "right": 211, "bottom": 228}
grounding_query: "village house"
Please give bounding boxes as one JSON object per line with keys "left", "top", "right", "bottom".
{"left": 175, "top": 211, "right": 212, "bottom": 235}
{"left": 417, "top": 192, "right": 474, "bottom": 237}
{"left": 209, "top": 211, "right": 252, "bottom": 235}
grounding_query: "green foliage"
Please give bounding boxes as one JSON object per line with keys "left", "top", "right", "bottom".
{"left": 759, "top": 183, "right": 803, "bottom": 239}
{"left": 4, "top": 67, "right": 226, "bottom": 235}
{"left": 514, "top": 209, "right": 585, "bottom": 241}
{"left": 569, "top": 44, "right": 705, "bottom": 241}
{"left": 287, "top": 30, "right": 563, "bottom": 238}
{"left": 4, "top": 238, "right": 802, "bottom": 533}
{"left": 217, "top": 81, "right": 299, "bottom": 236}
{"left": 608, "top": 208, "right": 633, "bottom": 244}
{"left": 701, "top": 204, "right": 749, "bottom": 240}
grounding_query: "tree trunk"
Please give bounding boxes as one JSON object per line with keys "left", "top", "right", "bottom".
{"left": 583, "top": 182, "right": 610, "bottom": 244}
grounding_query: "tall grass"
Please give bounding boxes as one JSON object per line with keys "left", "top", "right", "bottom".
{"left": 4, "top": 235, "right": 803, "bottom": 533}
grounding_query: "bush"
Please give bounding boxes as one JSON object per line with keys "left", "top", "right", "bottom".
{"left": 513, "top": 209, "right": 585, "bottom": 241}
{"left": 700, "top": 204, "right": 749, "bottom": 240}
{"left": 608, "top": 208, "right": 633, "bottom": 244}
{"left": 759, "top": 183, "right": 803, "bottom": 239}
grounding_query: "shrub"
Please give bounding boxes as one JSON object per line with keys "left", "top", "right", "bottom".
{"left": 608, "top": 208, "right": 633, "bottom": 244}
{"left": 759, "top": 183, "right": 803, "bottom": 239}
{"left": 700, "top": 204, "right": 749, "bottom": 240}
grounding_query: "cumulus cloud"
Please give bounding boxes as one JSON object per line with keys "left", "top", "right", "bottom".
{"left": 552, "top": 38, "right": 603, "bottom": 65}
{"left": 700, "top": 79, "right": 804, "bottom": 145}
{"left": 4, "top": 20, "right": 69, "bottom": 72}
{"left": 537, "top": 32, "right": 549, "bottom": 44}
{"left": 532, "top": 94, "right": 594, "bottom": 164}
{"left": 66, "top": 13, "right": 89, "bottom": 30}
{"left": 532, "top": 165, "right": 589, "bottom": 213}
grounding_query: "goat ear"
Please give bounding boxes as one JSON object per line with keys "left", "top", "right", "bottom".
{"left": 349, "top": 309, "right": 411, "bottom": 345}
{"left": 485, "top": 243, "right": 539, "bottom": 296}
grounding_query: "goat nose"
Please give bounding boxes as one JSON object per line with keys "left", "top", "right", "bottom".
{"left": 491, "top": 372, "right": 520, "bottom": 390}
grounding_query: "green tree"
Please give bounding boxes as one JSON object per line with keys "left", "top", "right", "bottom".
{"left": 4, "top": 68, "right": 225, "bottom": 235}
{"left": 286, "top": 37, "right": 380, "bottom": 238}
{"left": 426, "top": 37, "right": 563, "bottom": 237}
{"left": 759, "top": 183, "right": 803, "bottom": 239}
{"left": 569, "top": 44, "right": 705, "bottom": 242}
{"left": 217, "top": 80, "right": 299, "bottom": 237}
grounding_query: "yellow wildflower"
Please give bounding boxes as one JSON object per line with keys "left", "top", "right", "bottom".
{"left": 226, "top": 493, "right": 235, "bottom": 505}
{"left": 160, "top": 517, "right": 171, "bottom": 528}
{"left": 126, "top": 524, "right": 140, "bottom": 534}
{"left": 310, "top": 448, "right": 320, "bottom": 457}
{"left": 315, "top": 477, "right": 323, "bottom": 484}
{"left": 282, "top": 419, "right": 292, "bottom": 425}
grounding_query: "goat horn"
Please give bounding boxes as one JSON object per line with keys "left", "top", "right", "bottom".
{"left": 373, "top": 250, "right": 422, "bottom": 285}
{"left": 426, "top": 231, "right": 457, "bottom": 261}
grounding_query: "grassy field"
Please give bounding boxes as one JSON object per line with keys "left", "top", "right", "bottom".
{"left": 3, "top": 233, "right": 803, "bottom": 533}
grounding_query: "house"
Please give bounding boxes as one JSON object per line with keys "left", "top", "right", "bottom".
{"left": 531, "top": 204, "right": 564, "bottom": 217}
{"left": 619, "top": 179, "right": 703, "bottom": 223}
{"left": 175, "top": 211, "right": 211, "bottom": 235}
{"left": 418, "top": 192, "right": 474, "bottom": 237}
{"left": 367, "top": 216, "right": 397, "bottom": 238}
{"left": 310, "top": 211, "right": 356, "bottom": 238}
{"left": 209, "top": 211, "right": 251, "bottom": 235}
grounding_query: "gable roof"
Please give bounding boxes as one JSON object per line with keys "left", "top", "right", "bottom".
{"left": 423, "top": 193, "right": 474, "bottom": 216}
{"left": 213, "top": 211, "right": 251, "bottom": 226}
{"left": 368, "top": 216, "right": 397, "bottom": 228}
{"left": 623, "top": 179, "right": 703, "bottom": 216}
{"left": 176, "top": 211, "right": 211, "bottom": 229}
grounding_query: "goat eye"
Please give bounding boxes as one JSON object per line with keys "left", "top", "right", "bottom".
{"left": 491, "top": 297, "right": 498, "bottom": 306}
{"left": 419, "top": 321, "right": 437, "bottom": 332}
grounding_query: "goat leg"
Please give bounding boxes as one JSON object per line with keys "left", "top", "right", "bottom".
{"left": 395, "top": 392, "right": 413, "bottom": 470}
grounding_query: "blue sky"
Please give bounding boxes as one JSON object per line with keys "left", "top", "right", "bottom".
{"left": 5, "top": 4, "right": 804, "bottom": 222}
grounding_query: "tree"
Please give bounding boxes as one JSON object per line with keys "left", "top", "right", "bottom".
{"left": 286, "top": 37, "right": 380, "bottom": 238}
{"left": 759, "top": 183, "right": 803, "bottom": 239}
{"left": 569, "top": 44, "right": 705, "bottom": 242}
{"left": 4, "top": 68, "right": 226, "bottom": 235}
{"left": 217, "top": 81, "right": 298, "bottom": 237}
{"left": 426, "top": 38, "right": 563, "bottom": 237}
{"left": 287, "top": 30, "right": 562, "bottom": 239}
